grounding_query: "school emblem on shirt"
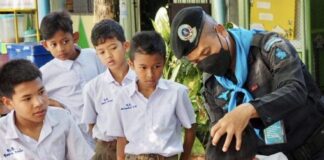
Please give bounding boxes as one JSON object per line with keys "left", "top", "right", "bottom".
{"left": 101, "top": 97, "right": 113, "bottom": 105}
{"left": 177, "top": 24, "right": 197, "bottom": 43}
{"left": 3, "top": 147, "right": 23, "bottom": 158}
{"left": 121, "top": 103, "right": 137, "bottom": 110}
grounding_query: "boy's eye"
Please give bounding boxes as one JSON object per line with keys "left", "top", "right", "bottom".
{"left": 23, "top": 97, "right": 31, "bottom": 101}
{"left": 50, "top": 43, "right": 57, "bottom": 48}
{"left": 39, "top": 90, "right": 45, "bottom": 95}
{"left": 154, "top": 65, "right": 161, "bottom": 69}
{"left": 63, "top": 40, "right": 69, "bottom": 44}
{"left": 140, "top": 66, "right": 146, "bottom": 70}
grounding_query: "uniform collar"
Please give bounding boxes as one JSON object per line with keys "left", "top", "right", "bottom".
{"left": 52, "top": 47, "right": 81, "bottom": 71}
{"left": 5, "top": 109, "right": 59, "bottom": 141}
{"left": 128, "top": 78, "right": 168, "bottom": 97}
{"left": 105, "top": 68, "right": 137, "bottom": 84}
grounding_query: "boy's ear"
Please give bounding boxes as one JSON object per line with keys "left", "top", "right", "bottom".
{"left": 123, "top": 41, "right": 130, "bottom": 52}
{"left": 128, "top": 59, "right": 134, "bottom": 70}
{"left": 1, "top": 97, "right": 14, "bottom": 110}
{"left": 41, "top": 40, "right": 50, "bottom": 51}
{"left": 73, "top": 32, "right": 80, "bottom": 43}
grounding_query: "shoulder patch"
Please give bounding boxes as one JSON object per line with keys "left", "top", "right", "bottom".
{"left": 275, "top": 48, "right": 287, "bottom": 60}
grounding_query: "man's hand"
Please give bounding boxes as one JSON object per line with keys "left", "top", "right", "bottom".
{"left": 210, "top": 103, "right": 258, "bottom": 152}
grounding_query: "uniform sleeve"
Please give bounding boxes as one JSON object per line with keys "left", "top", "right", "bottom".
{"left": 175, "top": 86, "right": 196, "bottom": 129}
{"left": 81, "top": 82, "right": 97, "bottom": 124}
{"left": 104, "top": 91, "right": 125, "bottom": 137}
{"left": 249, "top": 37, "right": 307, "bottom": 128}
{"left": 66, "top": 115, "right": 94, "bottom": 160}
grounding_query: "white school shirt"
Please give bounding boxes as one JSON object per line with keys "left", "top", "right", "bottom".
{"left": 107, "top": 79, "right": 196, "bottom": 157}
{"left": 0, "top": 107, "right": 94, "bottom": 160}
{"left": 81, "top": 68, "right": 136, "bottom": 141}
{"left": 40, "top": 48, "right": 105, "bottom": 123}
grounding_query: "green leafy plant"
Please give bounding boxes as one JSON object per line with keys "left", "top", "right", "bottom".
{"left": 152, "top": 7, "right": 209, "bottom": 156}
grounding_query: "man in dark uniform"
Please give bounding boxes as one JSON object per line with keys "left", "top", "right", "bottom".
{"left": 170, "top": 6, "right": 324, "bottom": 160}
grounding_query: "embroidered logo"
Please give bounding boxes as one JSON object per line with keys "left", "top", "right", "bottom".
{"left": 177, "top": 24, "right": 197, "bottom": 43}
{"left": 3, "top": 147, "right": 23, "bottom": 158}
{"left": 121, "top": 103, "right": 137, "bottom": 110}
{"left": 275, "top": 48, "right": 287, "bottom": 60}
{"left": 101, "top": 97, "right": 113, "bottom": 105}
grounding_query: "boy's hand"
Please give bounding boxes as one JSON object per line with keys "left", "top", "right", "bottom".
{"left": 181, "top": 124, "right": 196, "bottom": 160}
{"left": 48, "top": 98, "right": 65, "bottom": 108}
{"left": 117, "top": 137, "right": 127, "bottom": 160}
{"left": 210, "top": 103, "right": 258, "bottom": 152}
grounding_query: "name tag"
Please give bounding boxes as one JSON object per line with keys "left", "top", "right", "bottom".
{"left": 264, "top": 120, "right": 286, "bottom": 145}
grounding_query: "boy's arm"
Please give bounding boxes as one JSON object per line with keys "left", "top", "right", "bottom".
{"left": 88, "top": 123, "right": 95, "bottom": 137}
{"left": 180, "top": 124, "right": 197, "bottom": 160}
{"left": 48, "top": 98, "right": 65, "bottom": 108}
{"left": 117, "top": 137, "right": 127, "bottom": 160}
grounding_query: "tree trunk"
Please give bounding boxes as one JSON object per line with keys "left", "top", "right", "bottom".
{"left": 93, "top": 0, "right": 119, "bottom": 23}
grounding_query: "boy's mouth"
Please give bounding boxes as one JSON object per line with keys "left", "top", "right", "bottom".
{"left": 33, "top": 109, "right": 46, "bottom": 117}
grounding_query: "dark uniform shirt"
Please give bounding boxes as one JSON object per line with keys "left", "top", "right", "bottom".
{"left": 202, "top": 32, "right": 324, "bottom": 157}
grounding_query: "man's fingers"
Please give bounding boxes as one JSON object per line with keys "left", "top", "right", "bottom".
{"left": 235, "top": 131, "right": 243, "bottom": 151}
{"left": 211, "top": 129, "right": 225, "bottom": 146}
{"left": 222, "top": 131, "right": 234, "bottom": 152}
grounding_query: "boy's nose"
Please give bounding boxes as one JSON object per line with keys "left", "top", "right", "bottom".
{"left": 146, "top": 69, "right": 153, "bottom": 78}
{"left": 33, "top": 96, "right": 44, "bottom": 108}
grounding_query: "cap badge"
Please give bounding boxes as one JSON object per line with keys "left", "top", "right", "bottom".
{"left": 177, "top": 24, "right": 197, "bottom": 43}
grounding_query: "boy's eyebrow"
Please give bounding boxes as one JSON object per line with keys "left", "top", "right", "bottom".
{"left": 20, "top": 86, "right": 45, "bottom": 98}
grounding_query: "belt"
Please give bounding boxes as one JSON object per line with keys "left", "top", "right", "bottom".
{"left": 125, "top": 153, "right": 178, "bottom": 160}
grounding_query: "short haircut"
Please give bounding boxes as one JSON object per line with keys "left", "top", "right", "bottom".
{"left": 0, "top": 59, "right": 42, "bottom": 98}
{"left": 129, "top": 31, "right": 166, "bottom": 61}
{"left": 91, "top": 19, "right": 126, "bottom": 46}
{"left": 40, "top": 11, "right": 73, "bottom": 40}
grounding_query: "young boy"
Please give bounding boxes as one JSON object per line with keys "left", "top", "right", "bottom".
{"left": 106, "top": 31, "right": 196, "bottom": 160}
{"left": 0, "top": 59, "right": 94, "bottom": 159}
{"left": 81, "top": 19, "right": 136, "bottom": 160}
{"left": 39, "top": 11, "right": 105, "bottom": 147}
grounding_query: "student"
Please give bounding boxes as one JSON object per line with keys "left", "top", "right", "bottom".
{"left": 39, "top": 11, "right": 105, "bottom": 147}
{"left": 107, "top": 31, "right": 196, "bottom": 160}
{"left": 170, "top": 6, "right": 324, "bottom": 160}
{"left": 81, "top": 19, "right": 136, "bottom": 160}
{"left": 0, "top": 59, "right": 94, "bottom": 159}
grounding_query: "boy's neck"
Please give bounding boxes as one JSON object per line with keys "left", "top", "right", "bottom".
{"left": 69, "top": 47, "right": 80, "bottom": 60}
{"left": 110, "top": 63, "right": 129, "bottom": 84}
{"left": 137, "top": 81, "right": 156, "bottom": 98}
{"left": 14, "top": 113, "right": 43, "bottom": 141}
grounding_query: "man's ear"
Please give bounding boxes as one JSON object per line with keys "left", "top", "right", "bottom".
{"left": 128, "top": 59, "right": 134, "bottom": 70}
{"left": 73, "top": 32, "right": 80, "bottom": 43}
{"left": 1, "top": 97, "right": 14, "bottom": 110}
{"left": 215, "top": 24, "right": 228, "bottom": 38}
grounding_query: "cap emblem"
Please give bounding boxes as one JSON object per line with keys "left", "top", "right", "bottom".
{"left": 177, "top": 24, "right": 197, "bottom": 43}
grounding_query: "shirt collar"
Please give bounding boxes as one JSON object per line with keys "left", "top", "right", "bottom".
{"left": 105, "top": 68, "right": 137, "bottom": 84}
{"left": 128, "top": 78, "right": 168, "bottom": 97}
{"left": 5, "top": 109, "right": 59, "bottom": 140}
{"left": 52, "top": 47, "right": 81, "bottom": 71}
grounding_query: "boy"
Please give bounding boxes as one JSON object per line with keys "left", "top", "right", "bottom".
{"left": 39, "top": 11, "right": 105, "bottom": 147}
{"left": 107, "top": 31, "right": 196, "bottom": 160}
{"left": 0, "top": 59, "right": 94, "bottom": 159}
{"left": 81, "top": 19, "right": 136, "bottom": 160}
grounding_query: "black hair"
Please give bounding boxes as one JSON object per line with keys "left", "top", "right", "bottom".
{"left": 129, "top": 31, "right": 166, "bottom": 61}
{"left": 91, "top": 19, "right": 126, "bottom": 46}
{"left": 40, "top": 11, "right": 73, "bottom": 40}
{"left": 0, "top": 59, "right": 42, "bottom": 98}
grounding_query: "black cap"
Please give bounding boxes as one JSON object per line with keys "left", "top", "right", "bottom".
{"left": 171, "top": 6, "right": 205, "bottom": 59}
